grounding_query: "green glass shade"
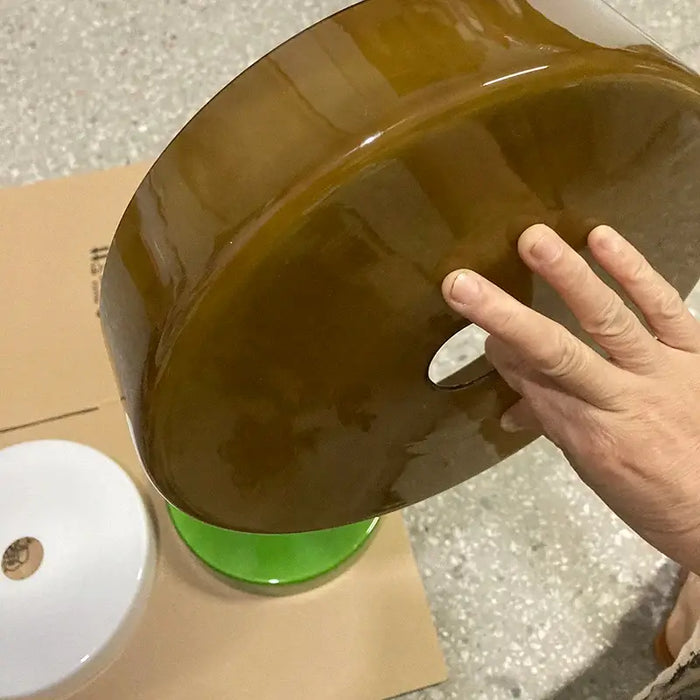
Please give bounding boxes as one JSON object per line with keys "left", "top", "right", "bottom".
{"left": 169, "top": 505, "right": 379, "bottom": 592}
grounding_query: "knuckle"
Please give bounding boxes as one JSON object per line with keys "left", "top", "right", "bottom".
{"left": 604, "top": 314, "right": 641, "bottom": 355}
{"left": 624, "top": 252, "right": 652, "bottom": 286}
{"left": 611, "top": 314, "right": 639, "bottom": 347}
{"left": 584, "top": 296, "right": 627, "bottom": 338}
{"left": 542, "top": 333, "right": 584, "bottom": 378}
{"left": 655, "top": 288, "right": 685, "bottom": 322}
{"left": 598, "top": 386, "right": 627, "bottom": 412}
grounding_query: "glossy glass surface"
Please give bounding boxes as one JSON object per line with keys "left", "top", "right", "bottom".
{"left": 101, "top": 0, "right": 700, "bottom": 533}
{"left": 169, "top": 506, "right": 378, "bottom": 588}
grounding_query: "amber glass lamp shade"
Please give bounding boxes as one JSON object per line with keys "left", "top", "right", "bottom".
{"left": 101, "top": 0, "right": 700, "bottom": 534}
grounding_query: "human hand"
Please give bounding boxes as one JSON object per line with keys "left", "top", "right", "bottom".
{"left": 442, "top": 224, "right": 700, "bottom": 573}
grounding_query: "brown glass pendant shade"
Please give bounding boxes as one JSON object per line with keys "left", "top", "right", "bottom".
{"left": 100, "top": 0, "right": 700, "bottom": 533}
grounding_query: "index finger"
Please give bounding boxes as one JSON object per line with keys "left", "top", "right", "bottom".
{"left": 442, "top": 269, "right": 623, "bottom": 407}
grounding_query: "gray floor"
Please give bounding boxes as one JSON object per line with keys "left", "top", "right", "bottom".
{"left": 2, "top": 1, "right": 699, "bottom": 698}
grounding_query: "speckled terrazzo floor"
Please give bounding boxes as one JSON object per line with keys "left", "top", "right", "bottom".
{"left": 2, "top": 2, "right": 699, "bottom": 698}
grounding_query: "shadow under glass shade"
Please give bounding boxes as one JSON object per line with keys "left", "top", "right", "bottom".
{"left": 100, "top": 0, "right": 700, "bottom": 533}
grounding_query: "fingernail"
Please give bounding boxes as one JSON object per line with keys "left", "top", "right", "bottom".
{"left": 500, "top": 412, "right": 524, "bottom": 433}
{"left": 529, "top": 230, "right": 562, "bottom": 263}
{"left": 592, "top": 225, "right": 622, "bottom": 253}
{"left": 450, "top": 271, "right": 481, "bottom": 304}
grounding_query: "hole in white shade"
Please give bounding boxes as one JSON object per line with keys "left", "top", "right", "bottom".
{"left": 2, "top": 537, "right": 44, "bottom": 581}
{"left": 428, "top": 324, "right": 492, "bottom": 389}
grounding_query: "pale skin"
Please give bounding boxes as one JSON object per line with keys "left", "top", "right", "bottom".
{"left": 442, "top": 224, "right": 700, "bottom": 577}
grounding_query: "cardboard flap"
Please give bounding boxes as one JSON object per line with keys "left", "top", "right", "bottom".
{"left": 0, "top": 165, "right": 148, "bottom": 430}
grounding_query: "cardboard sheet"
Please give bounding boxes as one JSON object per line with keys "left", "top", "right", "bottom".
{"left": 0, "top": 166, "right": 447, "bottom": 699}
